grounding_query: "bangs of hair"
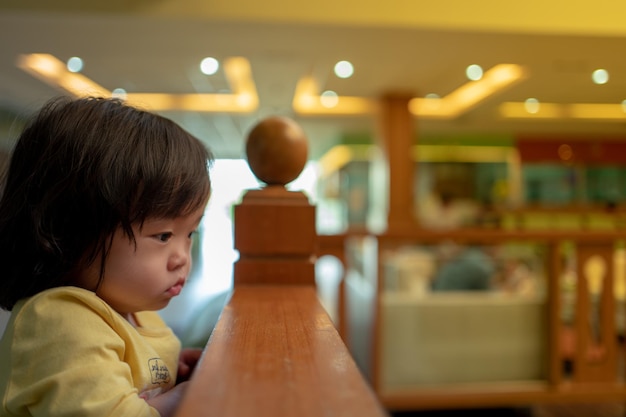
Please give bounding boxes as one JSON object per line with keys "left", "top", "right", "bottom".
{"left": 108, "top": 113, "right": 213, "bottom": 235}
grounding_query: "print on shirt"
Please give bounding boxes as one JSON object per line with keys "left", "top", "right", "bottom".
{"left": 148, "top": 358, "right": 171, "bottom": 384}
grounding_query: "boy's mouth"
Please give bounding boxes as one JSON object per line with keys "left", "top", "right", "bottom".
{"left": 167, "top": 278, "right": 185, "bottom": 296}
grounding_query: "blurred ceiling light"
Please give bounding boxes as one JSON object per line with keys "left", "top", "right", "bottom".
{"left": 18, "top": 54, "right": 109, "bottom": 97}
{"left": 320, "top": 90, "right": 339, "bottom": 108}
{"left": 409, "top": 63, "right": 527, "bottom": 119}
{"left": 500, "top": 101, "right": 626, "bottom": 120}
{"left": 568, "top": 103, "right": 626, "bottom": 119}
{"left": 66, "top": 56, "right": 83, "bottom": 73}
{"left": 221, "top": 57, "right": 258, "bottom": 110}
{"left": 200, "top": 57, "right": 219, "bottom": 75}
{"left": 466, "top": 64, "right": 483, "bottom": 81}
{"left": 499, "top": 102, "right": 565, "bottom": 118}
{"left": 18, "top": 54, "right": 258, "bottom": 113}
{"left": 334, "top": 60, "right": 354, "bottom": 78}
{"left": 112, "top": 88, "right": 127, "bottom": 99}
{"left": 124, "top": 93, "right": 253, "bottom": 112}
{"left": 126, "top": 57, "right": 258, "bottom": 112}
{"left": 295, "top": 63, "right": 525, "bottom": 118}
{"left": 592, "top": 68, "right": 609, "bottom": 85}
{"left": 292, "top": 75, "right": 376, "bottom": 115}
{"left": 524, "top": 98, "right": 540, "bottom": 114}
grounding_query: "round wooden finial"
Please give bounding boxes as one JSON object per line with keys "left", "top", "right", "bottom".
{"left": 245, "top": 116, "right": 308, "bottom": 186}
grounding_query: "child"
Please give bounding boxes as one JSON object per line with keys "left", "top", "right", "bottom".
{"left": 0, "top": 96, "right": 214, "bottom": 417}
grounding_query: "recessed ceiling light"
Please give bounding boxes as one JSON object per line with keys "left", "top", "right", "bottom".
{"left": 112, "top": 88, "right": 127, "bottom": 99}
{"left": 200, "top": 57, "right": 219, "bottom": 75}
{"left": 466, "top": 64, "right": 483, "bottom": 81}
{"left": 592, "top": 68, "right": 609, "bottom": 84}
{"left": 66, "top": 56, "right": 83, "bottom": 73}
{"left": 425, "top": 93, "right": 440, "bottom": 99}
{"left": 334, "top": 61, "right": 354, "bottom": 79}
{"left": 524, "top": 98, "right": 540, "bottom": 114}
{"left": 320, "top": 90, "right": 339, "bottom": 108}
{"left": 410, "top": 64, "right": 527, "bottom": 119}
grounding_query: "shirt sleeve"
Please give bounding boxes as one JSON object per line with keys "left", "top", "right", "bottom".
{"left": 4, "top": 291, "right": 161, "bottom": 417}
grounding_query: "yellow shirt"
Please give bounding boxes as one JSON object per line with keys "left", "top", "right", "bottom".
{"left": 0, "top": 287, "right": 181, "bottom": 417}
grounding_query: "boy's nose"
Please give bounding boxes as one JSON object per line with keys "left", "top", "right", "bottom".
{"left": 168, "top": 245, "right": 190, "bottom": 271}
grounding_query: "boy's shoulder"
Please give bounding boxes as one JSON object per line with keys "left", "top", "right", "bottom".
{"left": 11, "top": 286, "right": 122, "bottom": 333}
{"left": 17, "top": 286, "right": 110, "bottom": 313}
{"left": 1, "top": 287, "right": 131, "bottom": 367}
{"left": 12, "top": 287, "right": 166, "bottom": 334}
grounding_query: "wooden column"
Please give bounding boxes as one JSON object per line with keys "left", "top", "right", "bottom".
{"left": 233, "top": 116, "right": 316, "bottom": 285}
{"left": 377, "top": 93, "right": 419, "bottom": 232}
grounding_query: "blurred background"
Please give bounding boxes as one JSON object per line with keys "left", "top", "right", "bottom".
{"left": 2, "top": 2, "right": 626, "bottom": 383}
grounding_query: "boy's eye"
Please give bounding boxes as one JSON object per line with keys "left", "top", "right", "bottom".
{"left": 156, "top": 233, "right": 173, "bottom": 242}
{"left": 188, "top": 230, "right": 197, "bottom": 239}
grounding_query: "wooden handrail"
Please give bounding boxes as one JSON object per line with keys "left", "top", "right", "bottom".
{"left": 174, "top": 117, "right": 388, "bottom": 417}
{"left": 174, "top": 286, "right": 387, "bottom": 417}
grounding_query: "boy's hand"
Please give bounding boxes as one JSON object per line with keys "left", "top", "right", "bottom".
{"left": 146, "top": 382, "right": 189, "bottom": 417}
{"left": 177, "top": 348, "right": 203, "bottom": 383}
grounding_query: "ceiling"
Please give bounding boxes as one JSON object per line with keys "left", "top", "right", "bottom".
{"left": 1, "top": 0, "right": 626, "bottom": 159}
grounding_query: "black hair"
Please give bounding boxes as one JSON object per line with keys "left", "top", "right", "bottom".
{"left": 0, "top": 96, "right": 214, "bottom": 310}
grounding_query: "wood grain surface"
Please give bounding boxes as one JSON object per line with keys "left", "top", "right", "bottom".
{"left": 174, "top": 285, "right": 388, "bottom": 417}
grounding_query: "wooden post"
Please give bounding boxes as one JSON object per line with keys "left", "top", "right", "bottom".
{"left": 377, "top": 93, "right": 419, "bottom": 232}
{"left": 372, "top": 93, "right": 418, "bottom": 394}
{"left": 547, "top": 241, "right": 564, "bottom": 387}
{"left": 233, "top": 116, "right": 317, "bottom": 285}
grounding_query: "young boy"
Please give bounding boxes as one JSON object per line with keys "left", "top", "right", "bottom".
{"left": 0, "top": 96, "right": 213, "bottom": 417}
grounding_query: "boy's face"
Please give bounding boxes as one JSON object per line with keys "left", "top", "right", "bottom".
{"left": 82, "top": 205, "right": 206, "bottom": 319}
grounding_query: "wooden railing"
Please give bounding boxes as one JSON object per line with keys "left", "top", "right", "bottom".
{"left": 493, "top": 205, "right": 626, "bottom": 231}
{"left": 174, "top": 117, "right": 388, "bottom": 417}
{"left": 322, "top": 227, "right": 626, "bottom": 412}
{"left": 378, "top": 229, "right": 625, "bottom": 408}
{"left": 172, "top": 110, "right": 626, "bottom": 414}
